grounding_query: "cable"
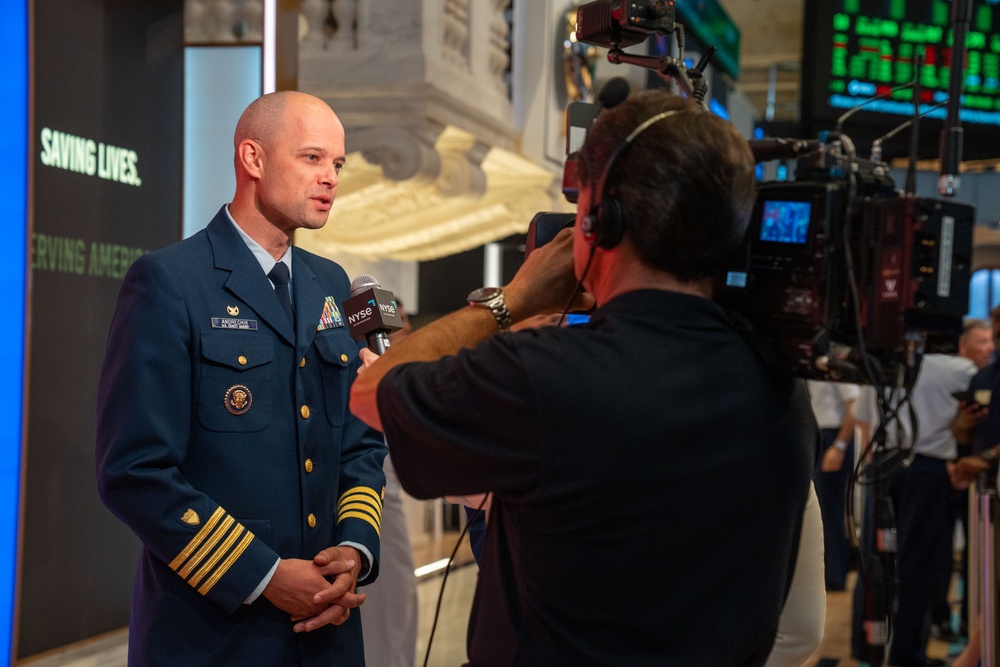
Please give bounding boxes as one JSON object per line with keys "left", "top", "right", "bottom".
{"left": 421, "top": 493, "right": 489, "bottom": 667}
{"left": 557, "top": 243, "right": 597, "bottom": 328}
{"left": 835, "top": 137, "right": 924, "bottom": 662}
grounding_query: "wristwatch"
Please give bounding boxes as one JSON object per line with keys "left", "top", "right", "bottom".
{"left": 981, "top": 447, "right": 998, "bottom": 464}
{"left": 467, "top": 287, "right": 512, "bottom": 334}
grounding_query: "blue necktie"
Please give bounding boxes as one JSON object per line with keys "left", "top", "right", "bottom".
{"left": 268, "top": 261, "right": 294, "bottom": 325}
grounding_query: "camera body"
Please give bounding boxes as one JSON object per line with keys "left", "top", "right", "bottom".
{"left": 575, "top": 0, "right": 676, "bottom": 49}
{"left": 715, "top": 142, "right": 974, "bottom": 383}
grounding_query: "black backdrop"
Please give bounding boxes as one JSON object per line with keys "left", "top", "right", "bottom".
{"left": 23, "top": 0, "right": 183, "bottom": 657}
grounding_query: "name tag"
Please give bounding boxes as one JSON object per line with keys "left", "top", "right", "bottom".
{"left": 211, "top": 318, "right": 259, "bottom": 330}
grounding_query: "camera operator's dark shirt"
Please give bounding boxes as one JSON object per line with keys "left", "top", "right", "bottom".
{"left": 378, "top": 289, "right": 815, "bottom": 667}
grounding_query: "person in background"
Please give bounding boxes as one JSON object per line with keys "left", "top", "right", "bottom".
{"left": 96, "top": 91, "right": 386, "bottom": 666}
{"left": 948, "top": 447, "right": 998, "bottom": 667}
{"left": 851, "top": 320, "right": 992, "bottom": 667}
{"left": 946, "top": 319, "right": 997, "bottom": 643}
{"left": 948, "top": 317, "right": 1000, "bottom": 666}
{"left": 990, "top": 304, "right": 1000, "bottom": 350}
{"left": 763, "top": 481, "right": 826, "bottom": 667}
{"left": 807, "top": 380, "right": 859, "bottom": 591}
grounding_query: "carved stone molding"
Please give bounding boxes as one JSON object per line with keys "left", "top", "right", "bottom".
{"left": 297, "top": 125, "right": 563, "bottom": 261}
{"left": 299, "top": 0, "right": 513, "bottom": 142}
{"left": 186, "top": 0, "right": 263, "bottom": 43}
{"left": 350, "top": 124, "right": 446, "bottom": 184}
{"left": 443, "top": 0, "right": 471, "bottom": 69}
{"left": 434, "top": 131, "right": 490, "bottom": 198}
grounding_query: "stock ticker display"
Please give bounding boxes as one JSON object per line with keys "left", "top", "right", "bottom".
{"left": 802, "top": 0, "right": 1000, "bottom": 158}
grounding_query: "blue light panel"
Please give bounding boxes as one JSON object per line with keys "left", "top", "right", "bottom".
{"left": 0, "top": 0, "right": 29, "bottom": 661}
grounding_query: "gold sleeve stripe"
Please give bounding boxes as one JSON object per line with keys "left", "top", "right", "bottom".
{"left": 169, "top": 506, "right": 225, "bottom": 571}
{"left": 189, "top": 524, "right": 244, "bottom": 589}
{"left": 338, "top": 495, "right": 382, "bottom": 518}
{"left": 338, "top": 501, "right": 381, "bottom": 524}
{"left": 338, "top": 487, "right": 382, "bottom": 512}
{"left": 337, "top": 502, "right": 382, "bottom": 521}
{"left": 339, "top": 510, "right": 381, "bottom": 536}
{"left": 178, "top": 515, "right": 235, "bottom": 579}
{"left": 337, "top": 503, "right": 382, "bottom": 529}
{"left": 199, "top": 532, "right": 254, "bottom": 596}
{"left": 338, "top": 498, "right": 382, "bottom": 527}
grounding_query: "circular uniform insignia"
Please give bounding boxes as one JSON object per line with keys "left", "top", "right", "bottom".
{"left": 224, "top": 384, "right": 252, "bottom": 415}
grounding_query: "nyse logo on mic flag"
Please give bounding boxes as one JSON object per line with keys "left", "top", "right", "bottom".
{"left": 317, "top": 296, "right": 344, "bottom": 331}
{"left": 343, "top": 287, "right": 404, "bottom": 341}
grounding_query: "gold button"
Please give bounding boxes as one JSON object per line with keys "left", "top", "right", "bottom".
{"left": 300, "top": 405, "right": 311, "bottom": 419}
{"left": 237, "top": 355, "right": 247, "bottom": 365}
{"left": 299, "top": 357, "right": 306, "bottom": 367}
{"left": 304, "top": 459, "right": 313, "bottom": 473}
{"left": 307, "top": 513, "right": 317, "bottom": 528}
{"left": 340, "top": 353, "right": 348, "bottom": 363}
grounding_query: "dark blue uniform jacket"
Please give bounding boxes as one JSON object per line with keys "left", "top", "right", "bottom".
{"left": 96, "top": 207, "right": 386, "bottom": 666}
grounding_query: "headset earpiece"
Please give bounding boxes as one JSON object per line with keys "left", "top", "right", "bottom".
{"left": 582, "top": 194, "right": 625, "bottom": 249}
{"left": 597, "top": 195, "right": 624, "bottom": 249}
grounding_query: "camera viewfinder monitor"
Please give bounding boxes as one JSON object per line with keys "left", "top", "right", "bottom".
{"left": 759, "top": 200, "right": 813, "bottom": 245}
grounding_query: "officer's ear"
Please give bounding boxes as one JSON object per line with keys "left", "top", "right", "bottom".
{"left": 236, "top": 139, "right": 265, "bottom": 180}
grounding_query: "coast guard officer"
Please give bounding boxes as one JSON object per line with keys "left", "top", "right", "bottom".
{"left": 96, "top": 91, "right": 386, "bottom": 666}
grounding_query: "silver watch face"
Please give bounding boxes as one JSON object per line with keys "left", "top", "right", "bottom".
{"left": 468, "top": 286, "right": 502, "bottom": 303}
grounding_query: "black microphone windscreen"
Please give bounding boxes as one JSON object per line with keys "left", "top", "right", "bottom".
{"left": 748, "top": 138, "right": 819, "bottom": 163}
{"left": 597, "top": 77, "right": 630, "bottom": 110}
{"left": 350, "top": 274, "right": 380, "bottom": 297}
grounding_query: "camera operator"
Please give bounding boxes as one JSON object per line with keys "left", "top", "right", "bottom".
{"left": 335, "top": 90, "right": 815, "bottom": 665}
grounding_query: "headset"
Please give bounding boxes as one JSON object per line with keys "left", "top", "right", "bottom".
{"left": 580, "top": 109, "right": 682, "bottom": 249}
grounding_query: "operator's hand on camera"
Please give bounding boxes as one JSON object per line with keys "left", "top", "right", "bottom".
{"left": 504, "top": 227, "right": 594, "bottom": 322}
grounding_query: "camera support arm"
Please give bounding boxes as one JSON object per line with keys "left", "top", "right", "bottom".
{"left": 606, "top": 44, "right": 714, "bottom": 105}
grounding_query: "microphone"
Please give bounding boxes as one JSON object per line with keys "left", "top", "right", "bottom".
{"left": 343, "top": 274, "right": 403, "bottom": 355}
{"left": 597, "top": 76, "right": 631, "bottom": 111}
{"left": 939, "top": 0, "right": 974, "bottom": 197}
{"left": 747, "top": 137, "right": 819, "bottom": 163}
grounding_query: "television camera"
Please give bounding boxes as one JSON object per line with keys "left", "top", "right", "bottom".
{"left": 715, "top": 135, "right": 974, "bottom": 386}
{"left": 529, "top": 0, "right": 975, "bottom": 389}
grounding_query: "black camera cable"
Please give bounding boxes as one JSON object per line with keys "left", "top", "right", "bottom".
{"left": 421, "top": 493, "right": 490, "bottom": 667}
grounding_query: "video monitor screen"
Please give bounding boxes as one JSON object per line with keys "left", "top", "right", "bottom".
{"left": 801, "top": 0, "right": 1000, "bottom": 160}
{"left": 759, "top": 200, "right": 813, "bottom": 244}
